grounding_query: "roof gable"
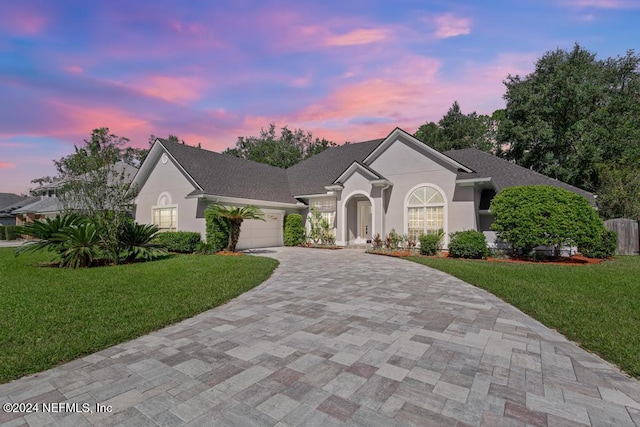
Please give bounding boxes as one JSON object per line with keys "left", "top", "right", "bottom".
{"left": 333, "top": 161, "right": 385, "bottom": 184}
{"left": 135, "top": 139, "right": 298, "bottom": 205}
{"left": 286, "top": 139, "right": 384, "bottom": 196}
{"left": 0, "top": 193, "right": 27, "bottom": 210}
{"left": 363, "top": 128, "right": 473, "bottom": 173}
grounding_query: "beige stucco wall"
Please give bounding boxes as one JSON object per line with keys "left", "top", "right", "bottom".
{"left": 134, "top": 153, "right": 205, "bottom": 237}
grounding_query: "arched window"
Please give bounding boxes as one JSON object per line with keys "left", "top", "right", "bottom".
{"left": 407, "top": 186, "right": 444, "bottom": 241}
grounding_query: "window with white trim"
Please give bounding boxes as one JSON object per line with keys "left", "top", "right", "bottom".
{"left": 407, "top": 186, "right": 444, "bottom": 241}
{"left": 310, "top": 198, "right": 336, "bottom": 228}
{"left": 153, "top": 207, "right": 177, "bottom": 231}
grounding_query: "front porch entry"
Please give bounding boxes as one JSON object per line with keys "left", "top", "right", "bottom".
{"left": 344, "top": 195, "right": 373, "bottom": 245}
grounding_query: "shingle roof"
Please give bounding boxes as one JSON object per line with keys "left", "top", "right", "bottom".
{"left": 0, "top": 193, "right": 26, "bottom": 210}
{"left": 154, "top": 135, "right": 595, "bottom": 205}
{"left": 13, "top": 197, "right": 63, "bottom": 214}
{"left": 159, "top": 139, "right": 297, "bottom": 204}
{"left": 444, "top": 148, "right": 595, "bottom": 202}
{"left": 286, "top": 139, "right": 384, "bottom": 195}
{"left": 0, "top": 196, "right": 40, "bottom": 217}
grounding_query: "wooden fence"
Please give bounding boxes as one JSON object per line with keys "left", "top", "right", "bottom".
{"left": 604, "top": 219, "right": 639, "bottom": 256}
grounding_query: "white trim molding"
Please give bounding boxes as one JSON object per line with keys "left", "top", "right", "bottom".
{"left": 403, "top": 183, "right": 449, "bottom": 246}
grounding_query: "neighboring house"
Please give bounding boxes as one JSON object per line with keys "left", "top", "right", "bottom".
{"left": 15, "top": 162, "right": 138, "bottom": 225}
{"left": 0, "top": 193, "right": 32, "bottom": 226}
{"left": 133, "top": 127, "right": 594, "bottom": 250}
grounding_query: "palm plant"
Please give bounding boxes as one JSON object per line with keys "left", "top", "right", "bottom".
{"left": 16, "top": 214, "right": 85, "bottom": 256}
{"left": 118, "top": 221, "right": 166, "bottom": 263}
{"left": 56, "top": 222, "right": 101, "bottom": 268}
{"left": 206, "top": 204, "right": 264, "bottom": 252}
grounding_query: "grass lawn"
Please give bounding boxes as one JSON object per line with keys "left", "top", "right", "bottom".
{"left": 407, "top": 255, "right": 640, "bottom": 378}
{"left": 0, "top": 247, "right": 278, "bottom": 383}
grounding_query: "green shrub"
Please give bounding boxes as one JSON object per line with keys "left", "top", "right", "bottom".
{"left": 195, "top": 241, "right": 218, "bottom": 254}
{"left": 579, "top": 229, "right": 617, "bottom": 258}
{"left": 205, "top": 206, "right": 230, "bottom": 252}
{"left": 490, "top": 185, "right": 605, "bottom": 256}
{"left": 0, "top": 226, "right": 5, "bottom": 240}
{"left": 448, "top": 230, "right": 488, "bottom": 259}
{"left": 152, "top": 231, "right": 201, "bottom": 253}
{"left": 419, "top": 230, "right": 444, "bottom": 255}
{"left": 283, "top": 214, "right": 305, "bottom": 246}
{"left": 4, "top": 225, "right": 19, "bottom": 240}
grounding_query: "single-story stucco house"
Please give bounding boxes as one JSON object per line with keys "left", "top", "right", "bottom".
{"left": 132, "top": 127, "right": 594, "bottom": 250}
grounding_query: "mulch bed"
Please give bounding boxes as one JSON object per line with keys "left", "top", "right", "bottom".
{"left": 368, "top": 249, "right": 607, "bottom": 264}
{"left": 486, "top": 254, "right": 604, "bottom": 265}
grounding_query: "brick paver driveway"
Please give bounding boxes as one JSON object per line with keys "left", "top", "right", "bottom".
{"left": 1, "top": 247, "right": 639, "bottom": 426}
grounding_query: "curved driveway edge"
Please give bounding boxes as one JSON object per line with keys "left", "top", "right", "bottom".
{"left": 1, "top": 247, "right": 639, "bottom": 426}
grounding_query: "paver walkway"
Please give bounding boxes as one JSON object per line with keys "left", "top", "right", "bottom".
{"left": 1, "top": 248, "right": 639, "bottom": 426}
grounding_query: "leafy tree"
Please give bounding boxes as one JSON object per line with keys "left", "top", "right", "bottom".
{"left": 29, "top": 175, "right": 58, "bottom": 189}
{"left": 414, "top": 102, "right": 497, "bottom": 153}
{"left": 122, "top": 147, "right": 149, "bottom": 167}
{"left": 205, "top": 204, "right": 264, "bottom": 252}
{"left": 223, "top": 123, "right": 337, "bottom": 168}
{"left": 54, "top": 128, "right": 138, "bottom": 263}
{"left": 597, "top": 161, "right": 640, "bottom": 219}
{"left": 498, "top": 44, "right": 640, "bottom": 196}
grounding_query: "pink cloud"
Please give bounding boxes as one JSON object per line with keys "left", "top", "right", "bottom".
{"left": 562, "top": 0, "right": 639, "bottom": 8}
{"left": 64, "top": 65, "right": 84, "bottom": 74}
{"left": 229, "top": 52, "right": 535, "bottom": 145}
{"left": 5, "top": 12, "right": 46, "bottom": 36}
{"left": 433, "top": 13, "right": 471, "bottom": 38}
{"left": 325, "top": 29, "right": 391, "bottom": 46}
{"left": 0, "top": 162, "right": 15, "bottom": 169}
{"left": 133, "top": 75, "right": 208, "bottom": 104}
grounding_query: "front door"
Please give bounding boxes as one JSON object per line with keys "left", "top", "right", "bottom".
{"left": 357, "top": 201, "right": 372, "bottom": 243}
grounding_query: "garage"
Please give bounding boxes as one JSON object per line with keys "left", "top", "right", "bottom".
{"left": 236, "top": 210, "right": 284, "bottom": 250}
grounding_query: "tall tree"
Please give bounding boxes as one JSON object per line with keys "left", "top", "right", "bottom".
{"left": 54, "top": 128, "right": 138, "bottom": 262}
{"left": 498, "top": 44, "right": 640, "bottom": 193}
{"left": 223, "top": 123, "right": 337, "bottom": 168}
{"left": 414, "top": 102, "right": 497, "bottom": 153}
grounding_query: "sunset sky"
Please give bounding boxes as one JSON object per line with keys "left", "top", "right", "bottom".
{"left": 1, "top": 0, "right": 639, "bottom": 194}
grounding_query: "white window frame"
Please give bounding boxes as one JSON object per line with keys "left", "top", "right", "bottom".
{"left": 403, "top": 184, "right": 447, "bottom": 244}
{"left": 152, "top": 192, "right": 178, "bottom": 231}
{"left": 152, "top": 206, "right": 178, "bottom": 231}
{"left": 309, "top": 197, "right": 337, "bottom": 229}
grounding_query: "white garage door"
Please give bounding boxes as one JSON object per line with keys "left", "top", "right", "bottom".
{"left": 236, "top": 211, "right": 283, "bottom": 250}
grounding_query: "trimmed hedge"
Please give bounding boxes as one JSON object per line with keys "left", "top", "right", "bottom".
{"left": 152, "top": 231, "right": 201, "bottom": 253}
{"left": 0, "top": 226, "right": 5, "bottom": 240}
{"left": 205, "top": 206, "right": 230, "bottom": 253}
{"left": 283, "top": 214, "right": 305, "bottom": 246}
{"left": 448, "top": 230, "right": 488, "bottom": 259}
{"left": 4, "top": 226, "right": 18, "bottom": 241}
